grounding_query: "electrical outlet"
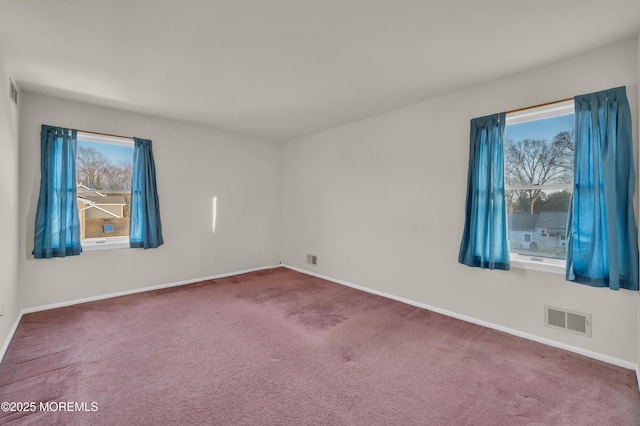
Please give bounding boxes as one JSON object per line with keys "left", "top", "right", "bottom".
{"left": 307, "top": 254, "right": 317, "bottom": 265}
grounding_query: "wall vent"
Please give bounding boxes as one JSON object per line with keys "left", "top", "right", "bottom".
{"left": 306, "top": 254, "right": 317, "bottom": 265}
{"left": 544, "top": 305, "right": 591, "bottom": 337}
{"left": 8, "top": 79, "right": 17, "bottom": 105}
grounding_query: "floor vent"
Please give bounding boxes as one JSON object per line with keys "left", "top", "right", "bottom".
{"left": 545, "top": 305, "right": 591, "bottom": 337}
{"left": 306, "top": 254, "right": 317, "bottom": 265}
{"left": 9, "top": 79, "right": 17, "bottom": 105}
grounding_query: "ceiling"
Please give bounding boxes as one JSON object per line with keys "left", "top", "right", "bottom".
{"left": 1, "top": 1, "right": 639, "bottom": 141}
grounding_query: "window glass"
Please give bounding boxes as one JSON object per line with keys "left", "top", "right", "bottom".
{"left": 76, "top": 133, "right": 134, "bottom": 246}
{"left": 505, "top": 102, "right": 574, "bottom": 260}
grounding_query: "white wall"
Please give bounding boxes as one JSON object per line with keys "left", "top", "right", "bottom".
{"left": 0, "top": 50, "right": 20, "bottom": 350}
{"left": 282, "top": 38, "right": 639, "bottom": 363}
{"left": 19, "top": 94, "right": 282, "bottom": 308}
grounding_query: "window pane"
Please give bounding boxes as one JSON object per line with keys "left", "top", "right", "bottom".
{"left": 76, "top": 139, "right": 134, "bottom": 242}
{"left": 76, "top": 141, "right": 133, "bottom": 191}
{"left": 505, "top": 119, "right": 574, "bottom": 188}
{"left": 505, "top": 112, "right": 574, "bottom": 260}
{"left": 507, "top": 188, "right": 571, "bottom": 259}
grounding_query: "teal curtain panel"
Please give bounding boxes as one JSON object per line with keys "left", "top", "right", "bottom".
{"left": 566, "top": 87, "right": 638, "bottom": 290}
{"left": 130, "top": 137, "right": 164, "bottom": 249}
{"left": 33, "top": 125, "right": 82, "bottom": 258}
{"left": 459, "top": 113, "right": 510, "bottom": 270}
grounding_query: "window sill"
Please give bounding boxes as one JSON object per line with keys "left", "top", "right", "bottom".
{"left": 510, "top": 254, "right": 565, "bottom": 275}
{"left": 82, "top": 238, "right": 130, "bottom": 251}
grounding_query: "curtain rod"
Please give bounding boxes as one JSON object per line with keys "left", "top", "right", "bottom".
{"left": 76, "top": 128, "right": 134, "bottom": 140}
{"left": 505, "top": 97, "right": 574, "bottom": 115}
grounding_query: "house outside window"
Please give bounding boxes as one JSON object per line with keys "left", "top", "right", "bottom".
{"left": 505, "top": 100, "right": 574, "bottom": 266}
{"left": 76, "top": 132, "right": 134, "bottom": 250}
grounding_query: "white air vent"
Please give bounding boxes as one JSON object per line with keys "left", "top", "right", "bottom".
{"left": 306, "top": 254, "right": 317, "bottom": 265}
{"left": 8, "top": 80, "right": 17, "bottom": 105}
{"left": 545, "top": 305, "right": 591, "bottom": 337}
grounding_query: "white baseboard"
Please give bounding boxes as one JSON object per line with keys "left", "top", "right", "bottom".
{"left": 283, "top": 264, "right": 638, "bottom": 372}
{"left": 0, "top": 312, "right": 23, "bottom": 365}
{"left": 0, "top": 263, "right": 281, "bottom": 363}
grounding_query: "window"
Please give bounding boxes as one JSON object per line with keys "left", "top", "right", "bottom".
{"left": 505, "top": 100, "right": 574, "bottom": 268}
{"left": 76, "top": 132, "right": 134, "bottom": 250}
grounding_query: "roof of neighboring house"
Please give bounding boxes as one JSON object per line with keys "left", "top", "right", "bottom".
{"left": 78, "top": 195, "right": 126, "bottom": 205}
{"left": 508, "top": 211, "right": 568, "bottom": 232}
{"left": 508, "top": 214, "right": 539, "bottom": 231}
{"left": 535, "top": 211, "right": 568, "bottom": 230}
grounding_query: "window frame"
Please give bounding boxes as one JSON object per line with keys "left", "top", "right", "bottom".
{"left": 76, "top": 131, "right": 134, "bottom": 252}
{"left": 505, "top": 100, "right": 574, "bottom": 274}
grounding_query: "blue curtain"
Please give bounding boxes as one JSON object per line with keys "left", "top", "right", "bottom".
{"left": 459, "top": 113, "right": 510, "bottom": 270}
{"left": 567, "top": 87, "right": 638, "bottom": 290}
{"left": 130, "top": 137, "right": 164, "bottom": 249}
{"left": 33, "top": 125, "right": 82, "bottom": 258}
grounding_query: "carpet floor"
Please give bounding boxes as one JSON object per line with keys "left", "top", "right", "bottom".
{"left": 0, "top": 267, "right": 639, "bottom": 425}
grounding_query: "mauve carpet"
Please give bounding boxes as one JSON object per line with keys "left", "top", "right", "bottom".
{"left": 1, "top": 268, "right": 639, "bottom": 425}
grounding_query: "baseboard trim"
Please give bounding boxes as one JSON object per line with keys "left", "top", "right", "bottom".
{"left": 0, "top": 312, "right": 23, "bottom": 365}
{"left": 0, "top": 263, "right": 281, "bottom": 363}
{"left": 283, "top": 264, "right": 638, "bottom": 372}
